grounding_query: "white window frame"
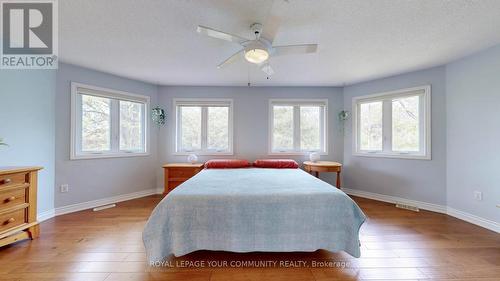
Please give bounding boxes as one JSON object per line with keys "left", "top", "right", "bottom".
{"left": 353, "top": 85, "right": 431, "bottom": 160}
{"left": 70, "top": 82, "right": 150, "bottom": 160}
{"left": 174, "top": 98, "right": 234, "bottom": 156}
{"left": 268, "top": 99, "right": 328, "bottom": 155}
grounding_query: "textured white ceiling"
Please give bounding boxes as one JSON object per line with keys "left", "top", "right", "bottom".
{"left": 60, "top": 0, "right": 500, "bottom": 86}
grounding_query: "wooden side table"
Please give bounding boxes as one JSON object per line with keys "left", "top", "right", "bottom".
{"left": 163, "top": 163, "right": 204, "bottom": 194}
{"left": 303, "top": 161, "right": 342, "bottom": 188}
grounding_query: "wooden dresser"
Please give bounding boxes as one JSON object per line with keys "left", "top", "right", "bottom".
{"left": 0, "top": 167, "right": 42, "bottom": 247}
{"left": 163, "top": 163, "right": 204, "bottom": 194}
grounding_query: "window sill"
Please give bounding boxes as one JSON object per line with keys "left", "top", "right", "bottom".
{"left": 173, "top": 151, "right": 234, "bottom": 156}
{"left": 353, "top": 152, "right": 431, "bottom": 160}
{"left": 268, "top": 151, "right": 328, "bottom": 156}
{"left": 70, "top": 152, "right": 150, "bottom": 160}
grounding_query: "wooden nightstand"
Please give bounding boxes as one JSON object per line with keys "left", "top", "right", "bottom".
{"left": 163, "top": 163, "right": 204, "bottom": 194}
{"left": 303, "top": 161, "right": 342, "bottom": 189}
{"left": 0, "top": 166, "right": 42, "bottom": 247}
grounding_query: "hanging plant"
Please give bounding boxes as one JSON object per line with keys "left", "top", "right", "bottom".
{"left": 338, "top": 110, "right": 350, "bottom": 121}
{"left": 338, "top": 110, "right": 350, "bottom": 135}
{"left": 152, "top": 106, "right": 166, "bottom": 126}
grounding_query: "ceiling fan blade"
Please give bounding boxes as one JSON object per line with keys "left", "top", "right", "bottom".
{"left": 217, "top": 50, "right": 244, "bottom": 69}
{"left": 197, "top": 25, "right": 248, "bottom": 44}
{"left": 260, "top": 63, "right": 275, "bottom": 76}
{"left": 262, "top": 14, "right": 280, "bottom": 43}
{"left": 273, "top": 44, "right": 318, "bottom": 56}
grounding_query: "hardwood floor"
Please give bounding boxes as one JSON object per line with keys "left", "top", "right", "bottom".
{"left": 0, "top": 195, "right": 498, "bottom": 281}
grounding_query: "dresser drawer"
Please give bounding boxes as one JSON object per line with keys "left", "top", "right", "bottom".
{"left": 0, "top": 172, "right": 27, "bottom": 188}
{"left": 168, "top": 168, "right": 198, "bottom": 179}
{"left": 0, "top": 188, "right": 26, "bottom": 211}
{"left": 0, "top": 208, "right": 26, "bottom": 233}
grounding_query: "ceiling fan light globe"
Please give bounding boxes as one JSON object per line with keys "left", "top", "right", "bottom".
{"left": 244, "top": 48, "right": 269, "bottom": 64}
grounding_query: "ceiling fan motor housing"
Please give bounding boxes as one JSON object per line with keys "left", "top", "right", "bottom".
{"left": 250, "top": 23, "right": 263, "bottom": 37}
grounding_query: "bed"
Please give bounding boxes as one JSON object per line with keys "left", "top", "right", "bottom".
{"left": 143, "top": 167, "right": 365, "bottom": 263}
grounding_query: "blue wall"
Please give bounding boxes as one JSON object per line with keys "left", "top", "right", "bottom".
{"left": 2, "top": 50, "right": 498, "bottom": 229}
{"left": 0, "top": 70, "right": 56, "bottom": 214}
{"left": 342, "top": 66, "right": 447, "bottom": 205}
{"left": 55, "top": 63, "right": 159, "bottom": 207}
{"left": 158, "top": 86, "right": 344, "bottom": 188}
{"left": 446, "top": 45, "right": 500, "bottom": 223}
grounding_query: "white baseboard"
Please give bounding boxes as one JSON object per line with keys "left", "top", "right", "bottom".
{"left": 447, "top": 207, "right": 499, "bottom": 233}
{"left": 36, "top": 188, "right": 159, "bottom": 221}
{"left": 38, "top": 187, "right": 498, "bottom": 233}
{"left": 344, "top": 188, "right": 499, "bottom": 233}
{"left": 54, "top": 188, "right": 158, "bottom": 216}
{"left": 37, "top": 208, "right": 55, "bottom": 222}
{"left": 343, "top": 188, "right": 447, "bottom": 214}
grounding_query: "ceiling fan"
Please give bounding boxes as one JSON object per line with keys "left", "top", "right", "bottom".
{"left": 197, "top": 19, "right": 318, "bottom": 77}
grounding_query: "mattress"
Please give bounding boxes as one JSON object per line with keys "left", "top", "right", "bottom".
{"left": 143, "top": 168, "right": 365, "bottom": 263}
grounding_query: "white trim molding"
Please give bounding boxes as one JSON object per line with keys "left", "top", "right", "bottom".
{"left": 352, "top": 85, "right": 431, "bottom": 160}
{"left": 38, "top": 187, "right": 498, "bottom": 233}
{"left": 344, "top": 188, "right": 499, "bottom": 233}
{"left": 37, "top": 208, "right": 56, "bottom": 223}
{"left": 36, "top": 188, "right": 162, "bottom": 222}
{"left": 447, "top": 207, "right": 500, "bottom": 233}
{"left": 173, "top": 98, "right": 234, "bottom": 156}
{"left": 343, "top": 188, "right": 446, "bottom": 214}
{"left": 156, "top": 186, "right": 165, "bottom": 195}
{"left": 55, "top": 188, "right": 159, "bottom": 216}
{"left": 70, "top": 82, "right": 151, "bottom": 160}
{"left": 268, "top": 99, "right": 329, "bottom": 155}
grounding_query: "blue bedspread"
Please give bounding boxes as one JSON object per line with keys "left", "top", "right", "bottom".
{"left": 143, "top": 168, "right": 365, "bottom": 262}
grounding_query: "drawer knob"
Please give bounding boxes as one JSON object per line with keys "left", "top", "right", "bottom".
{"left": 6, "top": 196, "right": 16, "bottom": 202}
{"left": 6, "top": 217, "right": 15, "bottom": 224}
{"left": 2, "top": 178, "right": 12, "bottom": 184}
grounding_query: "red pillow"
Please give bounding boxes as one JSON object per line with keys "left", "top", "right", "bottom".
{"left": 253, "top": 159, "right": 299, "bottom": 169}
{"left": 204, "top": 159, "right": 251, "bottom": 169}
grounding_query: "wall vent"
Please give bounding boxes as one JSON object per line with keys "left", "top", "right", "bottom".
{"left": 395, "top": 203, "right": 420, "bottom": 212}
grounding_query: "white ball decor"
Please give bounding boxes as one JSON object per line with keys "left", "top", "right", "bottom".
{"left": 187, "top": 154, "right": 198, "bottom": 164}
{"left": 309, "top": 152, "right": 320, "bottom": 162}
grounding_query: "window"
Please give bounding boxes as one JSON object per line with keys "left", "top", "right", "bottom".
{"left": 353, "top": 85, "right": 431, "bottom": 159}
{"left": 71, "top": 82, "right": 149, "bottom": 159}
{"left": 175, "top": 99, "right": 233, "bottom": 155}
{"left": 269, "top": 99, "right": 328, "bottom": 154}
{"left": 359, "top": 101, "right": 383, "bottom": 151}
